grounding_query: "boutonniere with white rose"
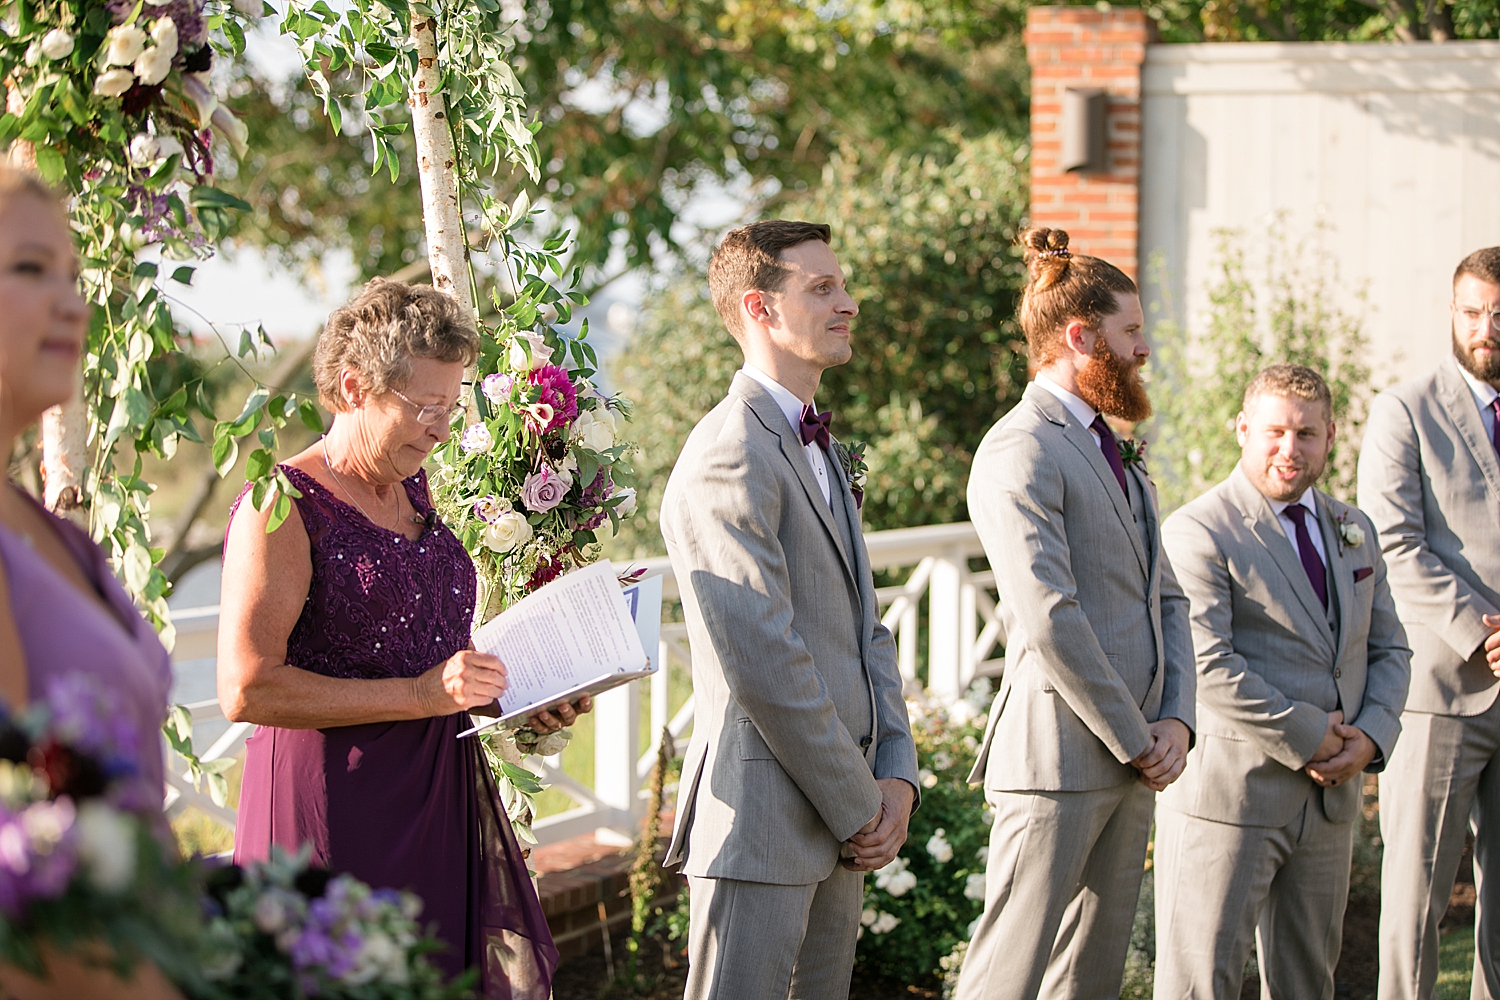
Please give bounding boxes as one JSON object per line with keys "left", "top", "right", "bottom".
{"left": 1336, "top": 510, "right": 1365, "bottom": 552}
{"left": 831, "top": 439, "right": 870, "bottom": 509}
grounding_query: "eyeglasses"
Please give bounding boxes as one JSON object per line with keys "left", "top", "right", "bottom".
{"left": 1453, "top": 302, "right": 1500, "bottom": 330}
{"left": 390, "top": 388, "right": 463, "bottom": 426}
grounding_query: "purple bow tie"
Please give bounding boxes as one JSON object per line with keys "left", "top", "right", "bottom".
{"left": 800, "top": 404, "right": 832, "bottom": 450}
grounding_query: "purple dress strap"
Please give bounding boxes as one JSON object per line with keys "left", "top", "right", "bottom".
{"left": 229, "top": 465, "right": 557, "bottom": 998}
{"left": 0, "top": 495, "right": 171, "bottom": 810}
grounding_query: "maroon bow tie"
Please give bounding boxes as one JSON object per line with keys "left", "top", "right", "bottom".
{"left": 800, "top": 404, "right": 832, "bottom": 450}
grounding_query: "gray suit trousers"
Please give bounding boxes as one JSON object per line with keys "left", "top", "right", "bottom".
{"left": 1379, "top": 704, "right": 1500, "bottom": 1000}
{"left": 1154, "top": 795, "right": 1353, "bottom": 1000}
{"left": 684, "top": 866, "right": 865, "bottom": 1000}
{"left": 955, "top": 782, "right": 1154, "bottom": 1000}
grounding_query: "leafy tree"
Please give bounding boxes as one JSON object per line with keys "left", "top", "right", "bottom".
{"left": 1139, "top": 0, "right": 1497, "bottom": 41}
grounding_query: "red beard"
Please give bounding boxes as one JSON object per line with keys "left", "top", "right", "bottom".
{"left": 1076, "top": 339, "right": 1153, "bottom": 423}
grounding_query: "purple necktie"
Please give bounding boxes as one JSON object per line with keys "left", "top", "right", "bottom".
{"left": 1491, "top": 398, "right": 1500, "bottom": 462}
{"left": 1282, "top": 504, "right": 1329, "bottom": 611}
{"left": 800, "top": 404, "right": 832, "bottom": 450}
{"left": 1090, "top": 415, "right": 1129, "bottom": 496}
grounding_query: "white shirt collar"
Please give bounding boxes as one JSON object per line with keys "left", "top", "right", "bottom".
{"left": 1458, "top": 363, "right": 1500, "bottom": 410}
{"left": 1268, "top": 487, "right": 1318, "bottom": 521}
{"left": 1033, "top": 373, "right": 1099, "bottom": 431}
{"left": 741, "top": 364, "right": 809, "bottom": 438}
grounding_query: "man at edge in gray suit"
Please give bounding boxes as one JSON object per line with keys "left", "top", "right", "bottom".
{"left": 659, "top": 220, "right": 919, "bottom": 1000}
{"left": 1155, "top": 364, "right": 1410, "bottom": 1000}
{"left": 955, "top": 227, "right": 1195, "bottom": 1000}
{"left": 1360, "top": 247, "right": 1500, "bottom": 1000}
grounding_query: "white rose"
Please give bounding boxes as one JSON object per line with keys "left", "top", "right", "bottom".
{"left": 860, "top": 907, "right": 878, "bottom": 927}
{"left": 24, "top": 42, "right": 41, "bottom": 66}
{"left": 75, "top": 802, "right": 136, "bottom": 893}
{"left": 612, "top": 486, "right": 637, "bottom": 517}
{"left": 918, "top": 768, "right": 937, "bottom": 789}
{"left": 1341, "top": 521, "right": 1365, "bottom": 548}
{"left": 508, "top": 330, "right": 551, "bottom": 371}
{"left": 531, "top": 730, "right": 570, "bottom": 757}
{"left": 129, "top": 133, "right": 161, "bottom": 166}
{"left": 886, "top": 870, "right": 917, "bottom": 897}
{"left": 40, "top": 29, "right": 74, "bottom": 59}
{"left": 104, "top": 24, "right": 147, "bottom": 66}
{"left": 574, "top": 408, "right": 617, "bottom": 452}
{"left": 93, "top": 67, "right": 135, "bottom": 97}
{"left": 149, "top": 17, "right": 178, "bottom": 58}
{"left": 871, "top": 911, "right": 901, "bottom": 934}
{"left": 482, "top": 511, "right": 533, "bottom": 555}
{"left": 926, "top": 829, "right": 953, "bottom": 864}
{"left": 134, "top": 45, "right": 173, "bottom": 86}
{"left": 964, "top": 872, "right": 987, "bottom": 901}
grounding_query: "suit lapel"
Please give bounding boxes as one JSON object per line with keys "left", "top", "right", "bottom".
{"left": 1437, "top": 356, "right": 1500, "bottom": 502}
{"left": 1228, "top": 468, "right": 1335, "bottom": 652}
{"left": 1027, "top": 385, "right": 1149, "bottom": 578}
{"left": 733, "top": 374, "right": 856, "bottom": 582}
{"left": 1317, "top": 490, "right": 1353, "bottom": 666}
{"left": 1128, "top": 463, "right": 1160, "bottom": 581}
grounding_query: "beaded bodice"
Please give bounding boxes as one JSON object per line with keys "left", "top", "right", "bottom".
{"left": 228, "top": 465, "right": 476, "bottom": 680}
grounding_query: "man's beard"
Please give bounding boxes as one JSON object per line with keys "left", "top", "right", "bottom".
{"left": 1454, "top": 329, "right": 1500, "bottom": 382}
{"left": 1076, "top": 339, "right": 1153, "bottom": 422}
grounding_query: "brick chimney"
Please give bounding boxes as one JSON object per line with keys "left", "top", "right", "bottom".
{"left": 1025, "top": 6, "right": 1150, "bottom": 278}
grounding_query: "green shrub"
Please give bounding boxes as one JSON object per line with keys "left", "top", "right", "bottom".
{"left": 856, "top": 683, "right": 994, "bottom": 984}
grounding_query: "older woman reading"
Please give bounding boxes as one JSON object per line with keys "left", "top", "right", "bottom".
{"left": 218, "top": 278, "right": 587, "bottom": 999}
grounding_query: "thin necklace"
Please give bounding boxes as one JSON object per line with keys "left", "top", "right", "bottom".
{"left": 322, "top": 435, "right": 399, "bottom": 531}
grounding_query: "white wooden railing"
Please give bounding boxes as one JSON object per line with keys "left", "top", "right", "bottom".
{"left": 162, "top": 522, "right": 1005, "bottom": 847}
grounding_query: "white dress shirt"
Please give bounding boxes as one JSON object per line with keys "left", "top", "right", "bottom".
{"left": 741, "top": 364, "right": 832, "bottom": 506}
{"left": 1458, "top": 364, "right": 1499, "bottom": 442}
{"left": 1034, "top": 374, "right": 1102, "bottom": 447}
{"left": 1269, "top": 488, "right": 1328, "bottom": 568}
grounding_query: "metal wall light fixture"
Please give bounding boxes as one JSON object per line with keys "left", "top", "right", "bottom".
{"left": 1060, "top": 88, "right": 1109, "bottom": 174}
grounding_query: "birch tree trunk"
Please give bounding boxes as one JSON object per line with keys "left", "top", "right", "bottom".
{"left": 6, "top": 86, "right": 89, "bottom": 526}
{"left": 408, "top": 14, "right": 475, "bottom": 319}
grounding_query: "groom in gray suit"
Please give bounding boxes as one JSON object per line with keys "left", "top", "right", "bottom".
{"left": 956, "top": 228, "right": 1195, "bottom": 1000}
{"left": 659, "top": 220, "right": 918, "bottom": 1000}
{"left": 1155, "top": 364, "right": 1410, "bottom": 1000}
{"left": 1360, "top": 247, "right": 1500, "bottom": 1000}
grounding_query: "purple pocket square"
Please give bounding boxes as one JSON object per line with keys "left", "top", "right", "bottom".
{"left": 1353, "top": 567, "right": 1374, "bottom": 583}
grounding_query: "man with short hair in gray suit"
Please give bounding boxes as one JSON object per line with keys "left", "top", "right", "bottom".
{"left": 1154, "top": 364, "right": 1411, "bottom": 1000}
{"left": 954, "top": 227, "right": 1195, "bottom": 1000}
{"left": 659, "top": 220, "right": 919, "bottom": 1000}
{"left": 1361, "top": 247, "right": 1500, "bottom": 1000}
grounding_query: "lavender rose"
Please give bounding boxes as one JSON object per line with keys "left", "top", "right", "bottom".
{"left": 521, "top": 467, "right": 568, "bottom": 513}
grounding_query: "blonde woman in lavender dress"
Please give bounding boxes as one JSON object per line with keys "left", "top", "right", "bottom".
{"left": 0, "top": 169, "right": 180, "bottom": 998}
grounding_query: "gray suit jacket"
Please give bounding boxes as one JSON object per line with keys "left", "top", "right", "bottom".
{"left": 1159, "top": 467, "right": 1411, "bottom": 827}
{"left": 1357, "top": 355, "right": 1500, "bottom": 717}
{"left": 966, "top": 382, "right": 1195, "bottom": 792}
{"left": 659, "top": 373, "right": 918, "bottom": 886}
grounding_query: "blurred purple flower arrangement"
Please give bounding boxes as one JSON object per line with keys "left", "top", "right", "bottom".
{"left": 195, "top": 846, "right": 470, "bottom": 1000}
{"left": 0, "top": 681, "right": 204, "bottom": 987}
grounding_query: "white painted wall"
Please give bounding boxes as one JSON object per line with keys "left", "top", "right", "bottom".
{"left": 1141, "top": 40, "right": 1500, "bottom": 382}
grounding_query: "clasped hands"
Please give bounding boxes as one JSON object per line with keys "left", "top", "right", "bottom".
{"left": 1304, "top": 709, "right": 1376, "bottom": 788}
{"left": 842, "top": 778, "right": 916, "bottom": 874}
{"left": 1130, "top": 718, "right": 1191, "bottom": 792}
{"left": 1483, "top": 614, "right": 1500, "bottom": 677}
{"left": 420, "top": 647, "right": 592, "bottom": 733}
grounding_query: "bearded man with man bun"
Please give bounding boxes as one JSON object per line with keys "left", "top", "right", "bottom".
{"left": 954, "top": 228, "right": 1195, "bottom": 1000}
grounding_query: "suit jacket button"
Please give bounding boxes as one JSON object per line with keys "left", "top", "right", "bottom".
{"left": 1334, "top": 668, "right": 1342, "bottom": 678}
{"left": 860, "top": 736, "right": 873, "bottom": 749}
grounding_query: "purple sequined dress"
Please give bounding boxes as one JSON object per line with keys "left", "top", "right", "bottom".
{"left": 230, "top": 466, "right": 557, "bottom": 999}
